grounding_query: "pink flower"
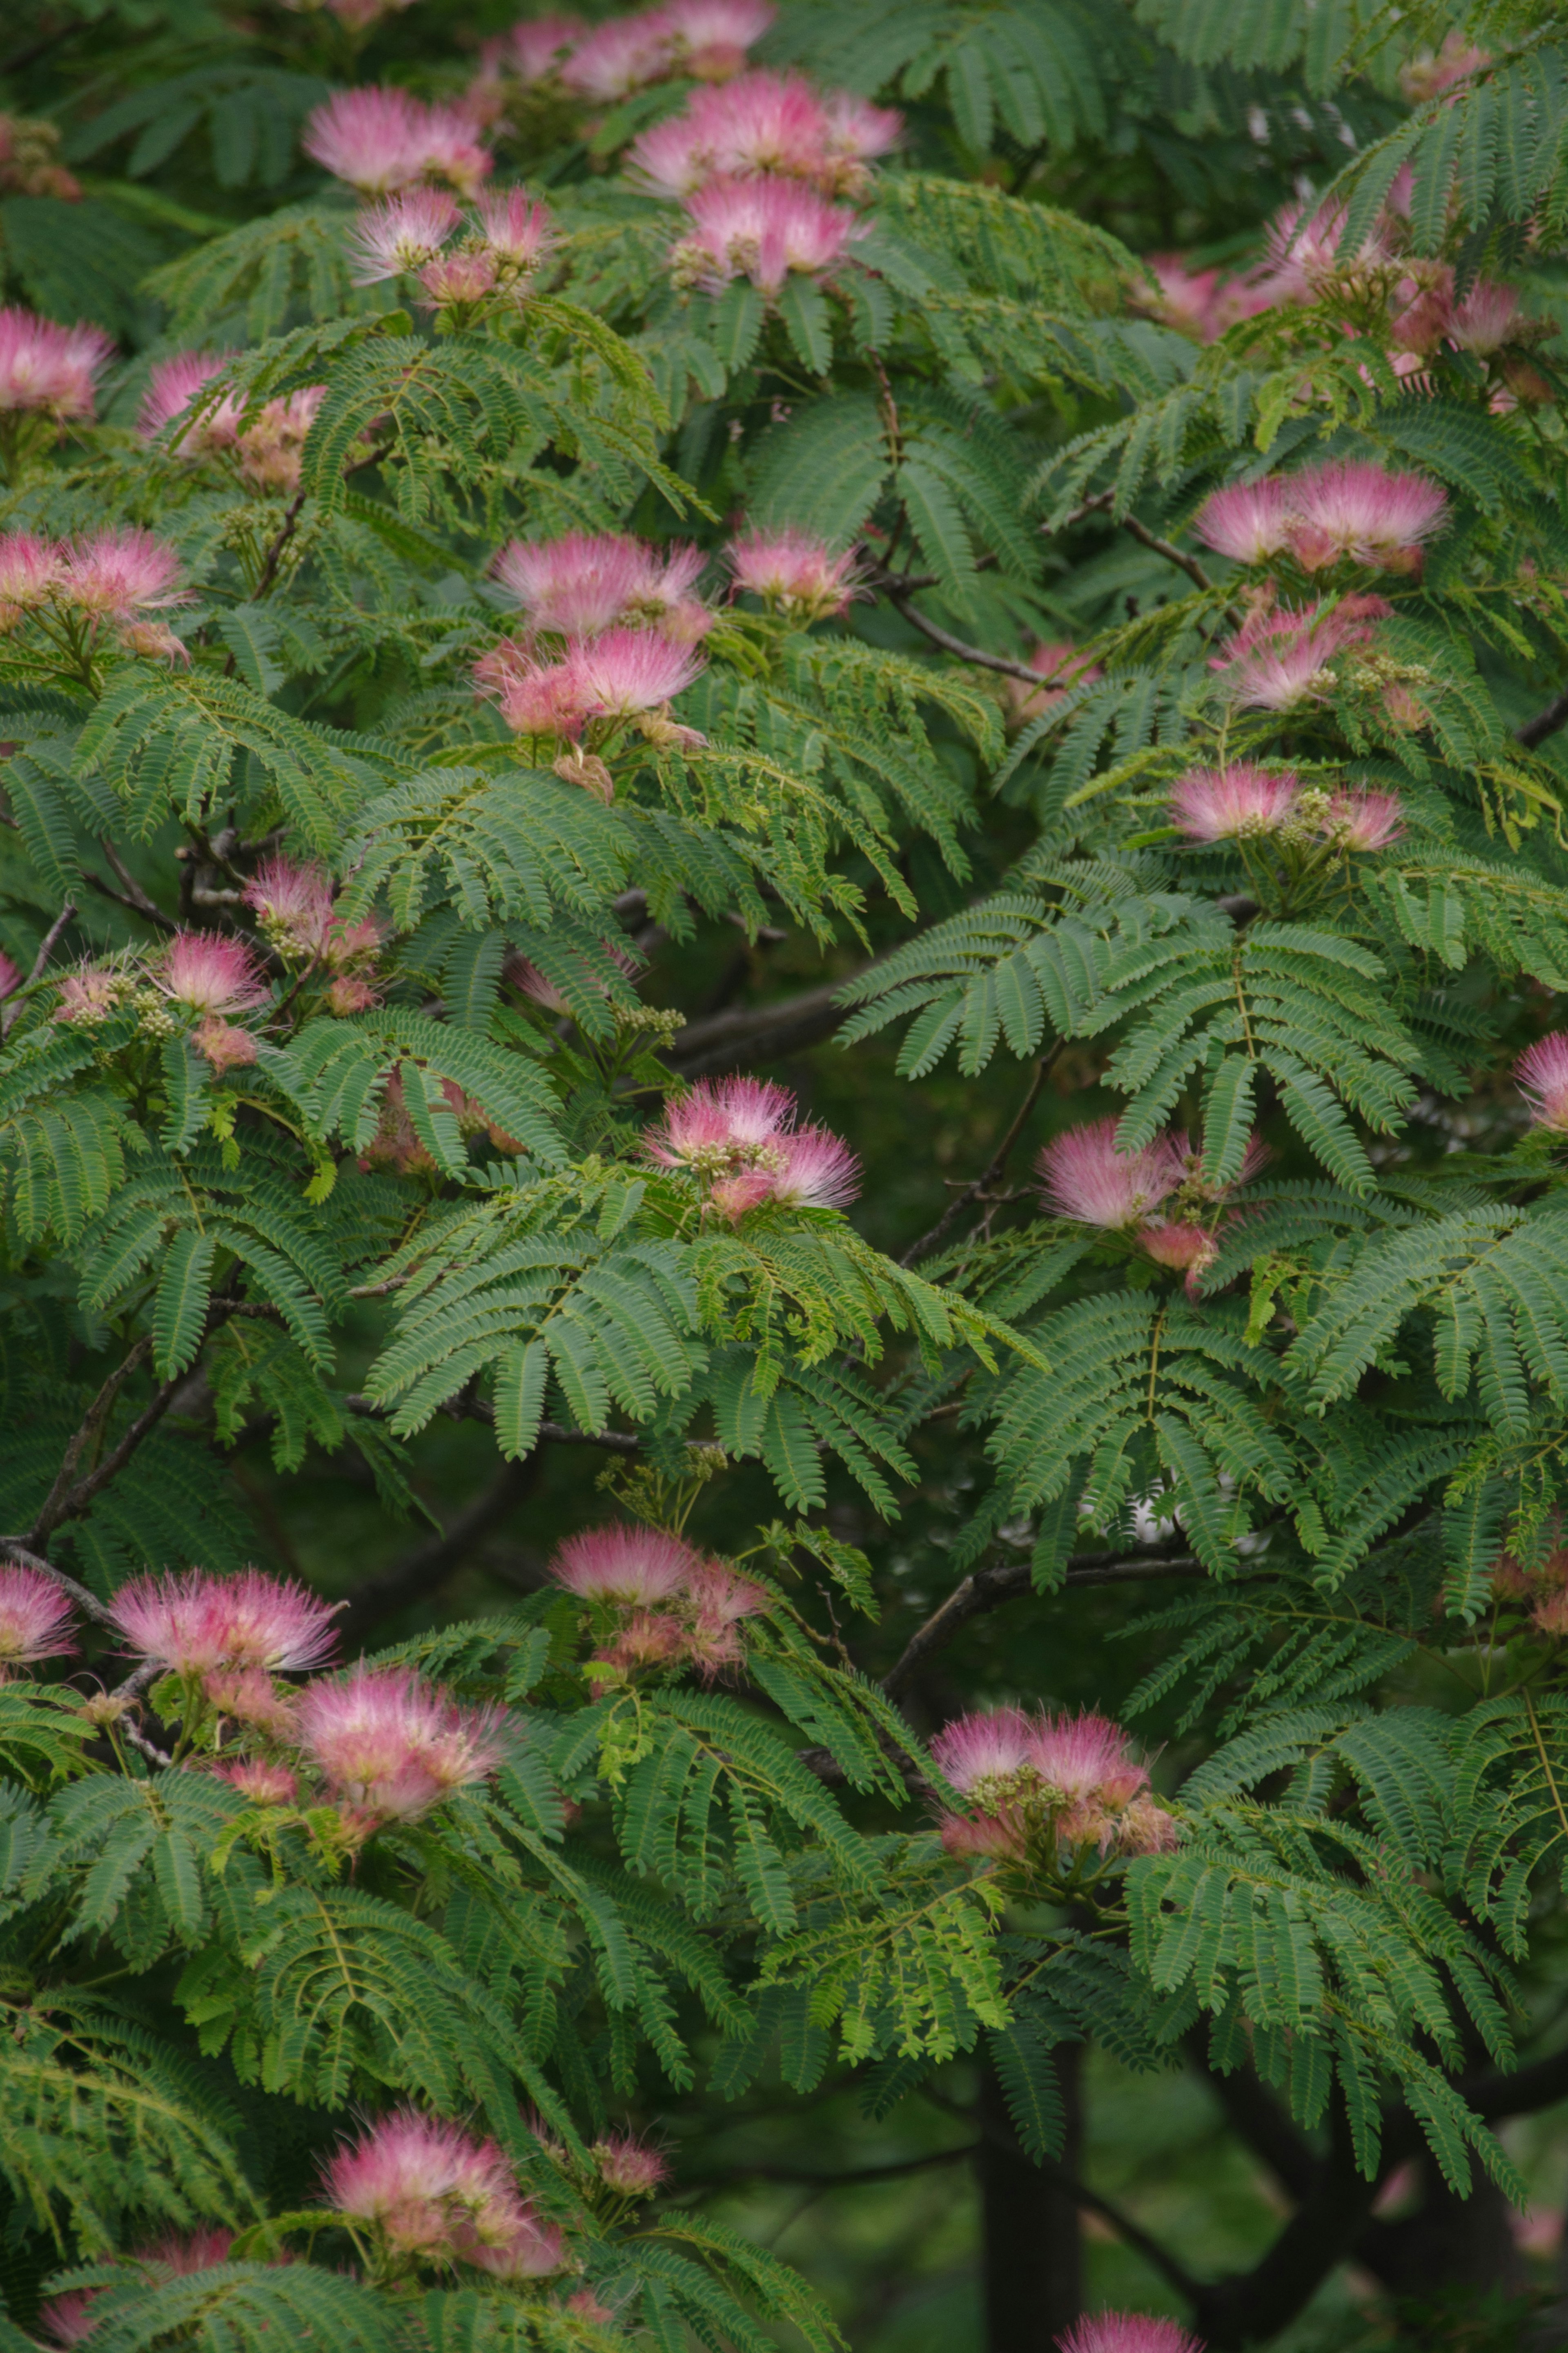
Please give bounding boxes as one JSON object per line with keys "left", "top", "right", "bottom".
{"left": 1117, "top": 1795, "right": 1183, "bottom": 1856}
{"left": 574, "top": 625, "right": 705, "bottom": 716}
{"left": 550, "top": 1524, "right": 699, "bottom": 1605}
{"left": 53, "top": 968, "right": 122, "bottom": 1025}
{"left": 407, "top": 102, "right": 493, "bottom": 200}
{"left": 1449, "top": 279, "right": 1519, "bottom": 356}
{"left": 137, "top": 2230, "right": 236, "bottom": 2275}
{"left": 0, "top": 306, "right": 112, "bottom": 419}
{"left": 245, "top": 857, "right": 335, "bottom": 957}
{"left": 1036, "top": 1119, "right": 1183, "bottom": 1228}
{"left": 475, "top": 188, "right": 555, "bottom": 271}
{"left": 192, "top": 1016, "right": 260, "bottom": 1072}
{"left": 644, "top": 1075, "right": 794, "bottom": 1173}
{"left": 1026, "top": 1711, "right": 1147, "bottom": 1809}
{"left": 349, "top": 188, "right": 461, "bottom": 283}
{"left": 492, "top": 532, "right": 705, "bottom": 638}
{"left": 1193, "top": 478, "right": 1296, "bottom": 565}
{"left": 477, "top": 15, "right": 584, "bottom": 87}
{"left": 419, "top": 248, "right": 500, "bottom": 308}
{"left": 137, "top": 350, "right": 244, "bottom": 452}
{"left": 62, "top": 530, "right": 188, "bottom": 618}
{"left": 323, "top": 2110, "right": 510, "bottom": 2256}
{"left": 37, "top": 2291, "right": 103, "bottom": 2345}
{"left": 727, "top": 527, "right": 860, "bottom": 618}
{"left": 1137, "top": 255, "right": 1228, "bottom": 342}
{"left": 930, "top": 1707, "right": 1037, "bottom": 1793}
{"left": 0, "top": 530, "right": 64, "bottom": 612}
{"left": 1216, "top": 604, "right": 1381, "bottom": 712}
{"left": 1057, "top": 2317, "right": 1204, "bottom": 2353}
{"left": 1323, "top": 789, "right": 1405, "bottom": 850}
{"left": 1170, "top": 763, "right": 1300, "bottom": 841}
{"left": 298, "top": 1666, "right": 509, "bottom": 1820}
{"left": 938, "top": 1810, "right": 1030, "bottom": 1862}
{"left": 303, "top": 87, "right": 430, "bottom": 194}
{"left": 673, "top": 175, "right": 866, "bottom": 296}
{"left": 459, "top": 2191, "right": 564, "bottom": 2279}
{"left": 683, "top": 1560, "right": 769, "bottom": 1671}
{"left": 156, "top": 930, "right": 269, "bottom": 1016}
{"left": 204, "top": 1667, "right": 298, "bottom": 1737}
{"left": 1516, "top": 1034, "right": 1568, "bottom": 1134}
{"left": 592, "top": 2133, "right": 669, "bottom": 2197}
{"left": 1399, "top": 33, "right": 1489, "bottom": 103}
{"left": 1255, "top": 196, "right": 1395, "bottom": 305}
{"left": 0, "top": 1563, "right": 76, "bottom": 1672}
{"left": 767, "top": 1124, "right": 861, "bottom": 1209}
{"left": 1284, "top": 461, "right": 1448, "bottom": 575}
{"left": 487, "top": 648, "right": 594, "bottom": 741}
{"left": 231, "top": 386, "right": 325, "bottom": 495}
{"left": 566, "top": 2291, "right": 615, "bottom": 2325}
{"left": 109, "top": 1571, "right": 232, "bottom": 1677}
{"left": 111, "top": 1569, "right": 336, "bottom": 1675}
{"left": 820, "top": 88, "right": 902, "bottom": 165}
{"left": 562, "top": 14, "right": 677, "bottom": 99}
{"left": 630, "top": 71, "right": 830, "bottom": 194}
{"left": 1002, "top": 641, "right": 1102, "bottom": 731}
{"left": 0, "top": 951, "right": 20, "bottom": 999}
{"left": 1140, "top": 1221, "right": 1219, "bottom": 1292}
{"left": 660, "top": 0, "right": 776, "bottom": 79}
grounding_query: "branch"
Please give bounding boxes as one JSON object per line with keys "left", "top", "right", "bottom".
{"left": 334, "top": 1456, "right": 542, "bottom": 1648}
{"left": 1, "top": 898, "right": 75, "bottom": 1037}
{"left": 86, "top": 841, "right": 176, "bottom": 932}
{"left": 1117, "top": 511, "right": 1219, "bottom": 598}
{"left": 1192, "top": 2099, "right": 1382, "bottom": 2351}
{"left": 27, "top": 1338, "right": 154, "bottom": 1547}
{"left": 250, "top": 488, "right": 309, "bottom": 605}
{"left": 1030, "top": 2148, "right": 1202, "bottom": 2303}
{"left": 678, "top": 2146, "right": 976, "bottom": 2191}
{"left": 879, "top": 589, "right": 1074, "bottom": 685}
{"left": 881, "top": 1548, "right": 1203, "bottom": 1701}
{"left": 901, "top": 1049, "right": 1058, "bottom": 1267}
{"left": 664, "top": 975, "right": 861, "bottom": 1078}
{"left": 1517, "top": 687, "right": 1568, "bottom": 750}
{"left": 342, "top": 1394, "right": 642, "bottom": 1454}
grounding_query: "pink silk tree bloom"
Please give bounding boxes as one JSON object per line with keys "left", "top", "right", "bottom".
{"left": 419, "top": 248, "right": 500, "bottom": 308}
{"left": 766, "top": 1123, "right": 862, "bottom": 1209}
{"left": 562, "top": 14, "right": 677, "bottom": 99}
{"left": 1140, "top": 1219, "right": 1220, "bottom": 1294}
{"left": 1057, "top": 2315, "right": 1205, "bottom": 2353}
{"left": 62, "top": 529, "right": 189, "bottom": 619}
{"left": 298, "top": 1665, "right": 508, "bottom": 1819}
{"left": 661, "top": 0, "right": 777, "bottom": 80}
{"left": 727, "top": 527, "right": 860, "bottom": 618}
{"left": 192, "top": 1015, "right": 260, "bottom": 1073}
{"left": 205, "top": 1568, "right": 341, "bottom": 1672}
{"left": 674, "top": 175, "right": 866, "bottom": 295}
{"left": 477, "top": 16, "right": 584, "bottom": 87}
{"left": 1169, "top": 763, "right": 1301, "bottom": 841}
{"left": 108, "top": 1571, "right": 234, "bottom": 1677}
{"left": 0, "top": 1563, "right": 76, "bottom": 1673}
{"left": 303, "top": 87, "right": 431, "bottom": 194}
{"left": 155, "top": 929, "right": 270, "bottom": 1016}
{"left": 592, "top": 2134, "right": 670, "bottom": 2196}
{"left": 418, "top": 106, "right": 494, "bottom": 197}
{"left": 136, "top": 350, "right": 244, "bottom": 452}
{"left": 1515, "top": 1034, "right": 1568, "bottom": 1133}
{"left": 347, "top": 188, "right": 461, "bottom": 283}
{"left": 205, "top": 1667, "right": 298, "bottom": 1737}
{"left": 0, "top": 530, "right": 65, "bottom": 612}
{"left": 245, "top": 856, "right": 336, "bottom": 958}
{"left": 459, "top": 2190, "right": 565, "bottom": 2279}
{"left": 550, "top": 1523, "right": 699, "bottom": 1604}
{"left": 37, "top": 2291, "right": 105, "bottom": 2345}
{"left": 643, "top": 1073, "right": 793, "bottom": 1168}
{"left": 0, "top": 951, "right": 20, "bottom": 999}
{"left": 938, "top": 1808, "right": 1030, "bottom": 1862}
{"left": 323, "top": 2110, "right": 512, "bottom": 2259}
{"left": 1256, "top": 195, "right": 1396, "bottom": 304}
{"left": 631, "top": 71, "right": 830, "bottom": 192}
{"left": 820, "top": 87, "right": 902, "bottom": 164}
{"left": 1002, "top": 640, "right": 1104, "bottom": 732}
{"left": 574, "top": 624, "right": 705, "bottom": 716}
{"left": 1323, "top": 788, "right": 1406, "bottom": 850}
{"left": 1192, "top": 477, "right": 1296, "bottom": 564}
{"left": 1025, "top": 1711, "right": 1148, "bottom": 1809}
{"left": 1284, "top": 460, "right": 1448, "bottom": 575}
{"left": 1217, "top": 611, "right": 1359, "bottom": 712}
{"left": 1136, "top": 255, "right": 1229, "bottom": 342}
{"left": 492, "top": 533, "right": 705, "bottom": 638}
{"left": 53, "top": 968, "right": 123, "bottom": 1025}
{"left": 930, "top": 1706, "right": 1038, "bottom": 1793}
{"left": 1400, "top": 33, "right": 1490, "bottom": 103}
{"left": 1116, "top": 1795, "right": 1183, "bottom": 1856}
{"left": 137, "top": 2230, "right": 236, "bottom": 2274}
{"left": 1449, "top": 279, "right": 1519, "bottom": 355}
{"left": 475, "top": 188, "right": 555, "bottom": 271}
{"left": 1036, "top": 1118, "right": 1184, "bottom": 1229}
{"left": 0, "top": 306, "right": 113, "bottom": 419}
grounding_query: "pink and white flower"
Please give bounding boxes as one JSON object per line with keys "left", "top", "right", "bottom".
{"left": 323, "top": 2110, "right": 511, "bottom": 2257}
{"left": 0, "top": 951, "right": 20, "bottom": 1000}
{"left": 592, "top": 2132, "right": 669, "bottom": 2197}
{"left": 673, "top": 175, "right": 866, "bottom": 296}
{"left": 244, "top": 857, "right": 336, "bottom": 958}
{"left": 562, "top": 14, "right": 677, "bottom": 99}
{"left": 0, "top": 306, "right": 113, "bottom": 420}
{"left": 476, "top": 15, "right": 584, "bottom": 89}
{"left": 1169, "top": 763, "right": 1300, "bottom": 842}
{"left": 491, "top": 532, "right": 706, "bottom": 638}
{"left": 419, "top": 248, "right": 500, "bottom": 309}
{"left": 1192, "top": 477, "right": 1296, "bottom": 565}
{"left": 53, "top": 968, "right": 124, "bottom": 1025}
{"left": 217, "top": 1760, "right": 300, "bottom": 1804}
{"left": 1025, "top": 1711, "right": 1148, "bottom": 1809}
{"left": 155, "top": 930, "right": 269, "bottom": 1017}
{"left": 63, "top": 530, "right": 189, "bottom": 618}
{"left": 550, "top": 1523, "right": 699, "bottom": 1605}
{"left": 929, "top": 1706, "right": 1036, "bottom": 1793}
{"left": 574, "top": 625, "right": 705, "bottom": 716}
{"left": 486, "top": 646, "right": 595, "bottom": 741}
{"left": 298, "top": 1666, "right": 509, "bottom": 1820}
{"left": 137, "top": 350, "right": 244, "bottom": 453}
{"left": 630, "top": 71, "right": 831, "bottom": 194}
{"left": 726, "top": 527, "right": 860, "bottom": 618}
{"left": 644, "top": 1075, "right": 791, "bottom": 1166}
{"left": 109, "top": 1571, "right": 234, "bottom": 1678}
{"left": 110, "top": 1568, "right": 336, "bottom": 1675}
{"left": 820, "top": 88, "right": 902, "bottom": 166}
{"left": 1057, "top": 2317, "right": 1205, "bottom": 2353}
{"left": 762, "top": 1123, "right": 861, "bottom": 1209}
{"left": 475, "top": 188, "right": 555, "bottom": 272}
{"left": 37, "top": 2292, "right": 101, "bottom": 2346}
{"left": 1448, "top": 279, "right": 1519, "bottom": 356}
{"left": 1036, "top": 1119, "right": 1183, "bottom": 1228}
{"left": 303, "top": 88, "right": 491, "bottom": 197}
{"left": 1215, "top": 604, "right": 1383, "bottom": 713}
{"left": 1284, "top": 460, "right": 1448, "bottom": 575}
{"left": 661, "top": 0, "right": 777, "bottom": 79}
{"left": 0, "top": 530, "right": 64, "bottom": 615}
{"left": 349, "top": 188, "right": 462, "bottom": 283}
{"left": 205, "top": 1667, "right": 298, "bottom": 1737}
{"left": 1323, "top": 789, "right": 1405, "bottom": 850}
{"left": 1516, "top": 1034, "right": 1568, "bottom": 1134}
{"left": 0, "top": 1563, "right": 76, "bottom": 1673}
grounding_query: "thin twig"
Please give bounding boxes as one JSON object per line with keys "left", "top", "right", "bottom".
{"left": 250, "top": 488, "right": 309, "bottom": 606}
{"left": 96, "top": 840, "right": 175, "bottom": 931}
{"left": 1517, "top": 687, "right": 1568, "bottom": 751}
{"left": 1, "top": 899, "right": 75, "bottom": 1036}
{"left": 28, "top": 1338, "right": 154, "bottom": 1544}
{"left": 880, "top": 1549, "right": 1203, "bottom": 1700}
{"left": 901, "top": 1049, "right": 1059, "bottom": 1267}
{"left": 341, "top": 1392, "right": 642, "bottom": 1454}
{"left": 1117, "top": 511, "right": 1218, "bottom": 597}
{"left": 679, "top": 2145, "right": 976, "bottom": 2191}
{"left": 881, "top": 589, "right": 1074, "bottom": 686}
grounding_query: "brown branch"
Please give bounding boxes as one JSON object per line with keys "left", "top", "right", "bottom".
{"left": 1, "top": 898, "right": 75, "bottom": 1037}
{"left": 900, "top": 1049, "right": 1058, "bottom": 1267}
{"left": 342, "top": 1394, "right": 642, "bottom": 1454}
{"left": 92, "top": 840, "right": 176, "bottom": 932}
{"left": 1517, "top": 687, "right": 1568, "bottom": 750}
{"left": 679, "top": 2145, "right": 977, "bottom": 2191}
{"left": 27, "top": 1338, "right": 154, "bottom": 1546}
{"left": 880, "top": 590, "right": 1072, "bottom": 686}
{"left": 250, "top": 488, "right": 309, "bottom": 605}
{"left": 880, "top": 1548, "right": 1203, "bottom": 1701}
{"left": 663, "top": 975, "right": 862, "bottom": 1078}
{"left": 1117, "top": 511, "right": 1217, "bottom": 597}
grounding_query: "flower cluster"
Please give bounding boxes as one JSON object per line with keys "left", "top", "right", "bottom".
{"left": 298, "top": 1666, "right": 509, "bottom": 1827}
{"left": 1195, "top": 460, "right": 1448, "bottom": 577}
{"left": 628, "top": 67, "right": 900, "bottom": 200}
{"left": 0, "top": 526, "right": 192, "bottom": 667}
{"left": 0, "top": 1562, "right": 77, "bottom": 1677}
{"left": 1516, "top": 1035, "right": 1568, "bottom": 1136}
{"left": 303, "top": 87, "right": 492, "bottom": 198}
{"left": 38, "top": 2232, "right": 244, "bottom": 2346}
{"left": 1169, "top": 762, "right": 1404, "bottom": 854}
{"left": 109, "top": 1566, "right": 341, "bottom": 1677}
{"left": 1037, "top": 1117, "right": 1268, "bottom": 1295}
{"left": 930, "top": 1707, "right": 1178, "bottom": 1870}
{"left": 323, "top": 2110, "right": 562, "bottom": 2277}
{"left": 549, "top": 1523, "right": 770, "bottom": 1675}
{"left": 564, "top": 0, "right": 776, "bottom": 100}
{"left": 349, "top": 187, "right": 555, "bottom": 317}
{"left": 725, "top": 527, "right": 861, "bottom": 620}
{"left": 670, "top": 172, "right": 867, "bottom": 297}
{"left": 356, "top": 1066, "right": 526, "bottom": 1175}
{"left": 492, "top": 530, "right": 708, "bottom": 642}
{"left": 643, "top": 1075, "right": 860, "bottom": 1220}
{"left": 1492, "top": 1526, "right": 1568, "bottom": 1639}
{"left": 243, "top": 857, "right": 382, "bottom": 1012}
{"left": 137, "top": 352, "right": 325, "bottom": 497}
{"left": 1057, "top": 2317, "right": 1205, "bottom": 2353}
{"left": 0, "top": 306, "right": 110, "bottom": 424}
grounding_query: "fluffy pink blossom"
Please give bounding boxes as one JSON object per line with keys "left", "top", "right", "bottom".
{"left": 492, "top": 532, "right": 706, "bottom": 638}
{"left": 419, "top": 248, "right": 500, "bottom": 308}
{"left": 37, "top": 2291, "right": 104, "bottom": 2345}
{"left": 644, "top": 1075, "right": 792, "bottom": 1170}
{"left": 1001, "top": 640, "right": 1103, "bottom": 731}
{"left": 684, "top": 1559, "right": 770, "bottom": 1667}
{"left": 475, "top": 188, "right": 555, "bottom": 271}
{"left": 1137, "top": 256, "right": 1228, "bottom": 341}
{"left": 191, "top": 1016, "right": 259, "bottom": 1072}
{"left": 674, "top": 175, "right": 866, "bottom": 295}
{"left": 137, "top": 350, "right": 243, "bottom": 452}
{"left": 486, "top": 646, "right": 594, "bottom": 740}
{"left": 929, "top": 1706, "right": 1037, "bottom": 1793}
{"left": 109, "top": 1571, "right": 233, "bottom": 1677}
{"left": 0, "top": 951, "right": 20, "bottom": 999}
{"left": 821, "top": 88, "right": 902, "bottom": 165}
{"left": 1037, "top": 1119, "right": 1183, "bottom": 1228}
{"left": 244, "top": 856, "right": 335, "bottom": 957}
{"left": 1192, "top": 477, "right": 1296, "bottom": 565}
{"left": 939, "top": 1809, "right": 1029, "bottom": 1862}
{"left": 0, "top": 306, "right": 112, "bottom": 419}
{"left": 110, "top": 1568, "right": 335, "bottom": 1676}
{"left": 631, "top": 71, "right": 831, "bottom": 194}
{"left": 1057, "top": 2318, "right": 1204, "bottom": 2353}
{"left": 1399, "top": 33, "right": 1490, "bottom": 104}
{"left": 661, "top": 0, "right": 776, "bottom": 78}
{"left": 204, "top": 1666, "right": 298, "bottom": 1737}
{"left": 562, "top": 14, "right": 676, "bottom": 99}
{"left": 477, "top": 15, "right": 584, "bottom": 88}
{"left": 1449, "top": 280, "right": 1519, "bottom": 356}
{"left": 1323, "top": 789, "right": 1405, "bottom": 850}
{"left": 767, "top": 1124, "right": 861, "bottom": 1209}
{"left": 1026, "top": 1711, "right": 1147, "bottom": 1809}
{"left": 304, "top": 88, "right": 491, "bottom": 197}
{"left": 727, "top": 527, "right": 860, "bottom": 618}
{"left": 1255, "top": 196, "right": 1395, "bottom": 305}
{"left": 298, "top": 1666, "right": 508, "bottom": 1820}
{"left": 1170, "top": 763, "right": 1300, "bottom": 842}
{"left": 1284, "top": 461, "right": 1448, "bottom": 575}
{"left": 592, "top": 2133, "right": 670, "bottom": 2197}
{"left": 1217, "top": 604, "right": 1381, "bottom": 712}
{"left": 63, "top": 530, "right": 188, "bottom": 618}
{"left": 460, "top": 2197, "right": 564, "bottom": 2279}
{"left": 53, "top": 968, "right": 123, "bottom": 1025}
{"left": 550, "top": 1523, "right": 699, "bottom": 1605}
{"left": 155, "top": 929, "right": 269, "bottom": 1016}
{"left": 349, "top": 188, "right": 461, "bottom": 283}
{"left": 599, "top": 1609, "right": 688, "bottom": 1670}
{"left": 1140, "top": 1221, "right": 1219, "bottom": 1289}
{"left": 574, "top": 625, "right": 705, "bottom": 716}
{"left": 0, "top": 530, "right": 64, "bottom": 612}
{"left": 1516, "top": 1034, "right": 1568, "bottom": 1134}
{"left": 0, "top": 1563, "right": 76, "bottom": 1672}
{"left": 323, "top": 2110, "right": 512, "bottom": 2258}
